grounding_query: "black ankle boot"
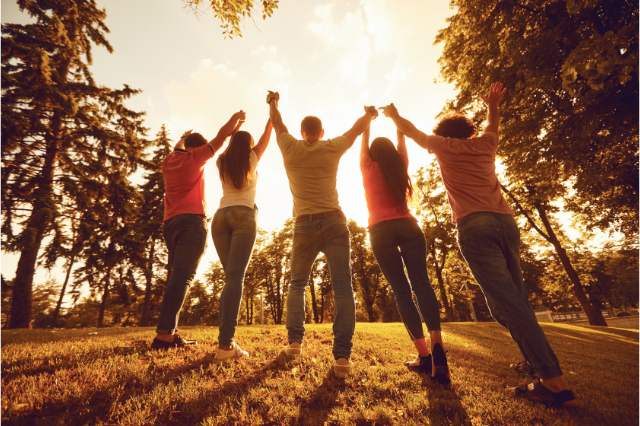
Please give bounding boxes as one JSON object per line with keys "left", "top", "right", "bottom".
{"left": 431, "top": 343, "right": 451, "bottom": 386}
{"left": 406, "top": 353, "right": 432, "bottom": 375}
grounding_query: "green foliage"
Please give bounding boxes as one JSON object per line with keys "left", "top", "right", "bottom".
{"left": 1, "top": 0, "right": 149, "bottom": 328}
{"left": 184, "top": 0, "right": 279, "bottom": 39}
{"left": 435, "top": 0, "right": 638, "bottom": 236}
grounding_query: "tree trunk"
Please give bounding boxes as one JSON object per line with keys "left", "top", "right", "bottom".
{"left": 533, "top": 202, "right": 608, "bottom": 326}
{"left": 50, "top": 254, "right": 76, "bottom": 328}
{"left": 141, "top": 242, "right": 155, "bottom": 326}
{"left": 97, "top": 267, "right": 113, "bottom": 328}
{"left": 9, "top": 61, "right": 70, "bottom": 329}
{"left": 309, "top": 278, "right": 319, "bottom": 323}
{"left": 430, "top": 246, "right": 454, "bottom": 322}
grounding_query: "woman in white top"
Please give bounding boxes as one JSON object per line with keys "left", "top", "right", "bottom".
{"left": 211, "top": 119, "right": 273, "bottom": 362}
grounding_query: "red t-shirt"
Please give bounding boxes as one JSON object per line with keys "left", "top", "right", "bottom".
{"left": 162, "top": 145, "right": 215, "bottom": 222}
{"left": 361, "top": 153, "right": 415, "bottom": 228}
{"left": 425, "top": 132, "right": 514, "bottom": 223}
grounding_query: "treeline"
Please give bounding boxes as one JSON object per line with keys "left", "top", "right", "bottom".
{"left": 2, "top": 0, "right": 638, "bottom": 329}
{"left": 2, "top": 158, "right": 637, "bottom": 329}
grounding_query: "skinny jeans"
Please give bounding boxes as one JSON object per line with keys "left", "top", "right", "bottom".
{"left": 211, "top": 205, "right": 258, "bottom": 347}
{"left": 369, "top": 218, "right": 442, "bottom": 340}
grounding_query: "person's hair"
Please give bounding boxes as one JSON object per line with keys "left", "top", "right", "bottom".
{"left": 432, "top": 113, "right": 477, "bottom": 139}
{"left": 216, "top": 131, "right": 253, "bottom": 190}
{"left": 369, "top": 137, "right": 413, "bottom": 213}
{"left": 301, "top": 116, "right": 323, "bottom": 138}
{"left": 184, "top": 133, "right": 207, "bottom": 149}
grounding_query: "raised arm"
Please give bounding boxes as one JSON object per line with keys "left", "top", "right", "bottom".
{"left": 174, "top": 130, "right": 192, "bottom": 150}
{"left": 343, "top": 106, "right": 378, "bottom": 148}
{"left": 379, "top": 103, "right": 429, "bottom": 149}
{"left": 208, "top": 111, "right": 246, "bottom": 153}
{"left": 480, "top": 82, "right": 507, "bottom": 137}
{"left": 396, "top": 129, "right": 407, "bottom": 157}
{"left": 360, "top": 125, "right": 371, "bottom": 161}
{"left": 252, "top": 118, "right": 274, "bottom": 161}
{"left": 267, "top": 91, "right": 289, "bottom": 137}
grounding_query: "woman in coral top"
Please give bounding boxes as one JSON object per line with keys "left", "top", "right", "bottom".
{"left": 211, "top": 118, "right": 273, "bottom": 363}
{"left": 360, "top": 122, "right": 450, "bottom": 385}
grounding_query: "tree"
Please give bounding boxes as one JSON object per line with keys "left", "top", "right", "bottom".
{"left": 1, "top": 0, "right": 148, "bottom": 328}
{"left": 348, "top": 220, "right": 383, "bottom": 322}
{"left": 183, "top": 0, "right": 280, "bottom": 39}
{"left": 414, "top": 163, "right": 456, "bottom": 322}
{"left": 435, "top": 0, "right": 638, "bottom": 235}
{"left": 136, "top": 125, "right": 172, "bottom": 326}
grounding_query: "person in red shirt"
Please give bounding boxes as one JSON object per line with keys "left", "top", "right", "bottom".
{"left": 151, "top": 111, "right": 246, "bottom": 350}
{"left": 380, "top": 82, "right": 576, "bottom": 407}
{"left": 360, "top": 121, "right": 449, "bottom": 386}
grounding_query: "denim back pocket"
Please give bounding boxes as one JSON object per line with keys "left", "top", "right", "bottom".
{"left": 293, "top": 231, "right": 313, "bottom": 259}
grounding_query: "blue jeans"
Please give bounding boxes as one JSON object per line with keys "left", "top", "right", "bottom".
{"left": 156, "top": 214, "right": 208, "bottom": 334}
{"left": 211, "top": 205, "right": 258, "bottom": 347}
{"left": 369, "top": 218, "right": 441, "bottom": 340}
{"left": 287, "top": 215, "right": 355, "bottom": 360}
{"left": 457, "top": 212, "right": 562, "bottom": 378}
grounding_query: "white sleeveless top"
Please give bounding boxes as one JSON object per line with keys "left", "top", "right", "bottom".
{"left": 218, "top": 150, "right": 259, "bottom": 209}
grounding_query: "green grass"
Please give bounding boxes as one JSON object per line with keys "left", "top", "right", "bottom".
{"left": 1, "top": 322, "right": 638, "bottom": 425}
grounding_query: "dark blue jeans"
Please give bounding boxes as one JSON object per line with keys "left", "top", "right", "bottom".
{"left": 287, "top": 215, "right": 355, "bottom": 360}
{"left": 211, "top": 205, "right": 258, "bottom": 347}
{"left": 369, "top": 218, "right": 441, "bottom": 340}
{"left": 156, "top": 214, "right": 208, "bottom": 334}
{"left": 457, "top": 212, "right": 562, "bottom": 378}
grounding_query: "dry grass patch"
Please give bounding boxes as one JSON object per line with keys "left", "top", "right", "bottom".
{"left": 1, "top": 322, "right": 638, "bottom": 425}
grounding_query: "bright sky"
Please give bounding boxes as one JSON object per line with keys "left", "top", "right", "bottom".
{"left": 2, "top": 0, "right": 461, "bottom": 289}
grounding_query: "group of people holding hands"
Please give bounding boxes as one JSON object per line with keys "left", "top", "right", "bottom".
{"left": 150, "top": 83, "right": 576, "bottom": 407}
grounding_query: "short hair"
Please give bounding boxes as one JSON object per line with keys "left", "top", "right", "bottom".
{"left": 432, "top": 113, "right": 477, "bottom": 139}
{"left": 301, "top": 116, "right": 323, "bottom": 137}
{"left": 184, "top": 133, "right": 207, "bottom": 149}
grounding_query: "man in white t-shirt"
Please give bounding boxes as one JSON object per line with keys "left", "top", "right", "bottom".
{"left": 267, "top": 91, "right": 376, "bottom": 378}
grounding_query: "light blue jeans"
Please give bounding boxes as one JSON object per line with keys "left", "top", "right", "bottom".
{"left": 457, "top": 212, "right": 562, "bottom": 378}
{"left": 286, "top": 215, "right": 355, "bottom": 360}
{"left": 211, "top": 205, "right": 258, "bottom": 347}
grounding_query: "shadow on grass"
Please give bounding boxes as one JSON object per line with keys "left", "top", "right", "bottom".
{"left": 3, "top": 345, "right": 213, "bottom": 426}
{"left": 164, "top": 352, "right": 297, "bottom": 425}
{"left": 293, "top": 369, "right": 345, "bottom": 426}
{"left": 421, "top": 375, "right": 471, "bottom": 426}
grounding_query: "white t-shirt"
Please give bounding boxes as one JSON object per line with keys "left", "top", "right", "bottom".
{"left": 218, "top": 150, "right": 259, "bottom": 209}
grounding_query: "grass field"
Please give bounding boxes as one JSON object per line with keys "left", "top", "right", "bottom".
{"left": 1, "top": 322, "right": 638, "bottom": 425}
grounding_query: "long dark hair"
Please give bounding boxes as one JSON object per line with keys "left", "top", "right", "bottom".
{"left": 217, "top": 130, "right": 253, "bottom": 189}
{"left": 369, "top": 137, "right": 413, "bottom": 213}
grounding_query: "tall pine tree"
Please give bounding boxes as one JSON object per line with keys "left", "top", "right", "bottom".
{"left": 1, "top": 0, "right": 148, "bottom": 328}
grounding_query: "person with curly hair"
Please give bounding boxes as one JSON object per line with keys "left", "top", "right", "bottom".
{"left": 379, "top": 83, "right": 576, "bottom": 407}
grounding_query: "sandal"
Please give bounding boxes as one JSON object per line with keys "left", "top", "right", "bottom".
{"left": 406, "top": 354, "right": 432, "bottom": 375}
{"left": 510, "top": 360, "right": 539, "bottom": 379}
{"left": 510, "top": 380, "right": 577, "bottom": 407}
{"left": 431, "top": 343, "right": 451, "bottom": 386}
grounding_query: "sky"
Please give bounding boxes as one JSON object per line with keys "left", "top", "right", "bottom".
{"left": 2, "top": 0, "right": 463, "bottom": 292}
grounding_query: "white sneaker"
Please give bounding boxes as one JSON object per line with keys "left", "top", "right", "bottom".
{"left": 333, "top": 358, "right": 352, "bottom": 378}
{"left": 212, "top": 343, "right": 249, "bottom": 363}
{"left": 283, "top": 342, "right": 302, "bottom": 357}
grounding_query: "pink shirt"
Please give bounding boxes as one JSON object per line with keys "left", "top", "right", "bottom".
{"left": 425, "top": 132, "right": 513, "bottom": 223}
{"left": 162, "top": 145, "right": 215, "bottom": 222}
{"left": 361, "top": 153, "right": 415, "bottom": 228}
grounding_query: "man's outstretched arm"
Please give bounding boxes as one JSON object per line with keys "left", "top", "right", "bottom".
{"left": 343, "top": 106, "right": 378, "bottom": 148}
{"left": 379, "top": 103, "right": 429, "bottom": 149}
{"left": 480, "top": 82, "right": 507, "bottom": 137}
{"left": 267, "top": 91, "right": 289, "bottom": 137}
{"left": 208, "top": 111, "right": 246, "bottom": 153}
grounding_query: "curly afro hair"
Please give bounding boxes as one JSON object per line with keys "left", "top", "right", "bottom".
{"left": 432, "top": 113, "right": 477, "bottom": 139}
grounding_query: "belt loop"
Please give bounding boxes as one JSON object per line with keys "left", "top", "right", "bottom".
{"left": 323, "top": 211, "right": 328, "bottom": 218}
